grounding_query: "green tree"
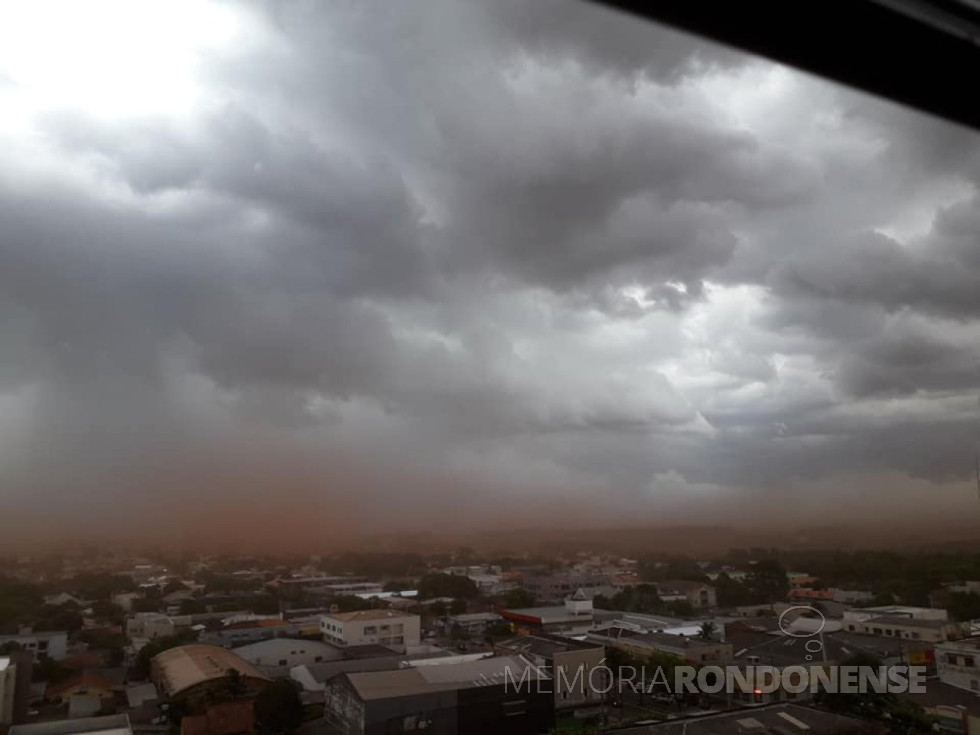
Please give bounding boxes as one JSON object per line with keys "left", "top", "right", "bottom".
{"left": 503, "top": 588, "right": 534, "bottom": 609}
{"left": 254, "top": 680, "right": 303, "bottom": 735}
{"left": 749, "top": 560, "right": 788, "bottom": 607}
{"left": 698, "top": 621, "right": 717, "bottom": 640}
{"left": 417, "top": 573, "right": 479, "bottom": 600}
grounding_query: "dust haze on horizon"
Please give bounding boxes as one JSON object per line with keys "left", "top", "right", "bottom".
{"left": 2, "top": 1, "right": 980, "bottom": 553}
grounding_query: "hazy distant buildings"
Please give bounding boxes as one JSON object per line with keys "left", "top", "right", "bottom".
{"left": 522, "top": 574, "right": 608, "bottom": 603}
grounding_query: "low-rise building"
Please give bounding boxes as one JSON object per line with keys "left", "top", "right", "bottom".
{"left": 937, "top": 638, "right": 980, "bottom": 693}
{"left": 522, "top": 574, "right": 610, "bottom": 603}
{"left": 9, "top": 714, "right": 133, "bottom": 735}
{"left": 150, "top": 644, "right": 270, "bottom": 701}
{"left": 591, "top": 629, "right": 732, "bottom": 664}
{"left": 495, "top": 635, "right": 606, "bottom": 710}
{"left": 445, "top": 612, "right": 503, "bottom": 636}
{"left": 841, "top": 614, "right": 962, "bottom": 643}
{"left": 320, "top": 610, "right": 421, "bottom": 651}
{"left": 230, "top": 638, "right": 342, "bottom": 669}
{"left": 0, "top": 630, "right": 67, "bottom": 661}
{"left": 654, "top": 580, "right": 717, "bottom": 609}
{"left": 501, "top": 589, "right": 595, "bottom": 636}
{"left": 323, "top": 656, "right": 554, "bottom": 735}
{"left": 126, "top": 612, "right": 175, "bottom": 640}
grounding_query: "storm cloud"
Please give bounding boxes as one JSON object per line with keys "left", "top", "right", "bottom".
{"left": 1, "top": 0, "right": 979, "bottom": 547}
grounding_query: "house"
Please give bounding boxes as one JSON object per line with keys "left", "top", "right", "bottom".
{"left": 495, "top": 635, "right": 606, "bottom": 710}
{"left": 655, "top": 581, "right": 717, "bottom": 609}
{"left": 9, "top": 714, "right": 133, "bottom": 735}
{"left": 319, "top": 610, "right": 420, "bottom": 652}
{"left": 323, "top": 656, "right": 554, "bottom": 735}
{"left": 0, "top": 630, "right": 68, "bottom": 661}
{"left": 501, "top": 589, "right": 595, "bottom": 636}
{"left": 229, "top": 638, "right": 342, "bottom": 669}
{"left": 150, "top": 644, "right": 270, "bottom": 701}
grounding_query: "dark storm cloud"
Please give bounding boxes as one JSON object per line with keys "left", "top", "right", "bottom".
{"left": 2, "top": 0, "right": 980, "bottom": 541}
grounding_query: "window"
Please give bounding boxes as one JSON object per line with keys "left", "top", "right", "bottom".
{"left": 364, "top": 626, "right": 377, "bottom": 635}
{"left": 279, "top": 659, "right": 287, "bottom": 665}
{"left": 315, "top": 656, "right": 322, "bottom": 662}
{"left": 502, "top": 700, "right": 527, "bottom": 717}
{"left": 966, "top": 656, "right": 976, "bottom": 668}
{"left": 972, "top": 680, "right": 979, "bottom": 691}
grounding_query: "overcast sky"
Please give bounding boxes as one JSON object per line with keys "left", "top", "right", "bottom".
{"left": 2, "top": 0, "right": 980, "bottom": 547}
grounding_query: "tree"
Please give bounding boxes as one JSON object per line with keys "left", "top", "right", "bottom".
{"left": 698, "top": 621, "right": 717, "bottom": 640}
{"left": 448, "top": 599, "right": 467, "bottom": 616}
{"left": 417, "top": 573, "right": 479, "bottom": 600}
{"left": 503, "top": 588, "right": 534, "bottom": 609}
{"left": 749, "top": 560, "right": 788, "bottom": 607}
{"left": 224, "top": 668, "right": 247, "bottom": 698}
{"left": 254, "top": 680, "right": 303, "bottom": 735}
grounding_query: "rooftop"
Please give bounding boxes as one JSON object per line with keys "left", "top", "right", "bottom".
{"left": 616, "top": 704, "right": 872, "bottom": 735}
{"left": 9, "top": 715, "right": 132, "bottom": 735}
{"left": 343, "top": 656, "right": 546, "bottom": 701}
{"left": 152, "top": 644, "right": 270, "bottom": 697}
{"left": 501, "top": 605, "right": 593, "bottom": 624}
{"left": 322, "top": 609, "right": 417, "bottom": 623}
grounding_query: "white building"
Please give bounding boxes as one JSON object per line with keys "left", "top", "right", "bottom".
{"left": 0, "top": 657, "right": 17, "bottom": 726}
{"left": 126, "top": 613, "right": 175, "bottom": 640}
{"left": 231, "top": 638, "right": 343, "bottom": 669}
{"left": 937, "top": 638, "right": 980, "bottom": 692}
{"left": 0, "top": 630, "right": 67, "bottom": 661}
{"left": 843, "top": 606, "right": 948, "bottom": 622}
{"left": 320, "top": 610, "right": 420, "bottom": 651}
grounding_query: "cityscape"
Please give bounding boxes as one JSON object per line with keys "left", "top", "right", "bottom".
{"left": 3, "top": 1, "right": 980, "bottom": 735}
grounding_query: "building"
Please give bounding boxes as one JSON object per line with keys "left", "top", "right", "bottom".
{"left": 590, "top": 630, "right": 733, "bottom": 665}
{"left": 150, "top": 644, "right": 271, "bottom": 701}
{"left": 229, "top": 638, "right": 342, "bottom": 669}
{"left": 320, "top": 610, "right": 420, "bottom": 651}
{"left": 522, "top": 574, "right": 609, "bottom": 603}
{"left": 937, "top": 638, "right": 980, "bottom": 693}
{"left": 841, "top": 613, "right": 962, "bottom": 643}
{"left": 445, "top": 613, "right": 503, "bottom": 636}
{"left": 179, "top": 700, "right": 255, "bottom": 735}
{"left": 0, "top": 630, "right": 67, "bottom": 661}
{"left": 843, "top": 605, "right": 948, "bottom": 621}
{"left": 200, "top": 618, "right": 319, "bottom": 647}
{"left": 655, "top": 581, "right": 717, "bottom": 609}
{"left": 903, "top": 679, "right": 980, "bottom": 735}
{"left": 831, "top": 588, "right": 875, "bottom": 604}
{"left": 126, "top": 613, "right": 175, "bottom": 640}
{"left": 9, "top": 715, "right": 133, "bottom": 735}
{"left": 501, "top": 589, "right": 595, "bottom": 636}
{"left": 323, "top": 656, "right": 554, "bottom": 735}
{"left": 495, "top": 635, "right": 606, "bottom": 710}
{"left": 0, "top": 657, "right": 17, "bottom": 726}
{"left": 618, "top": 703, "right": 879, "bottom": 735}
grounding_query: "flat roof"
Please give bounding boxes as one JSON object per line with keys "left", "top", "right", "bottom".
{"left": 10, "top": 715, "right": 132, "bottom": 735}
{"left": 344, "top": 656, "right": 546, "bottom": 701}
{"left": 502, "top": 606, "right": 592, "bottom": 624}
{"left": 322, "top": 609, "right": 418, "bottom": 623}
